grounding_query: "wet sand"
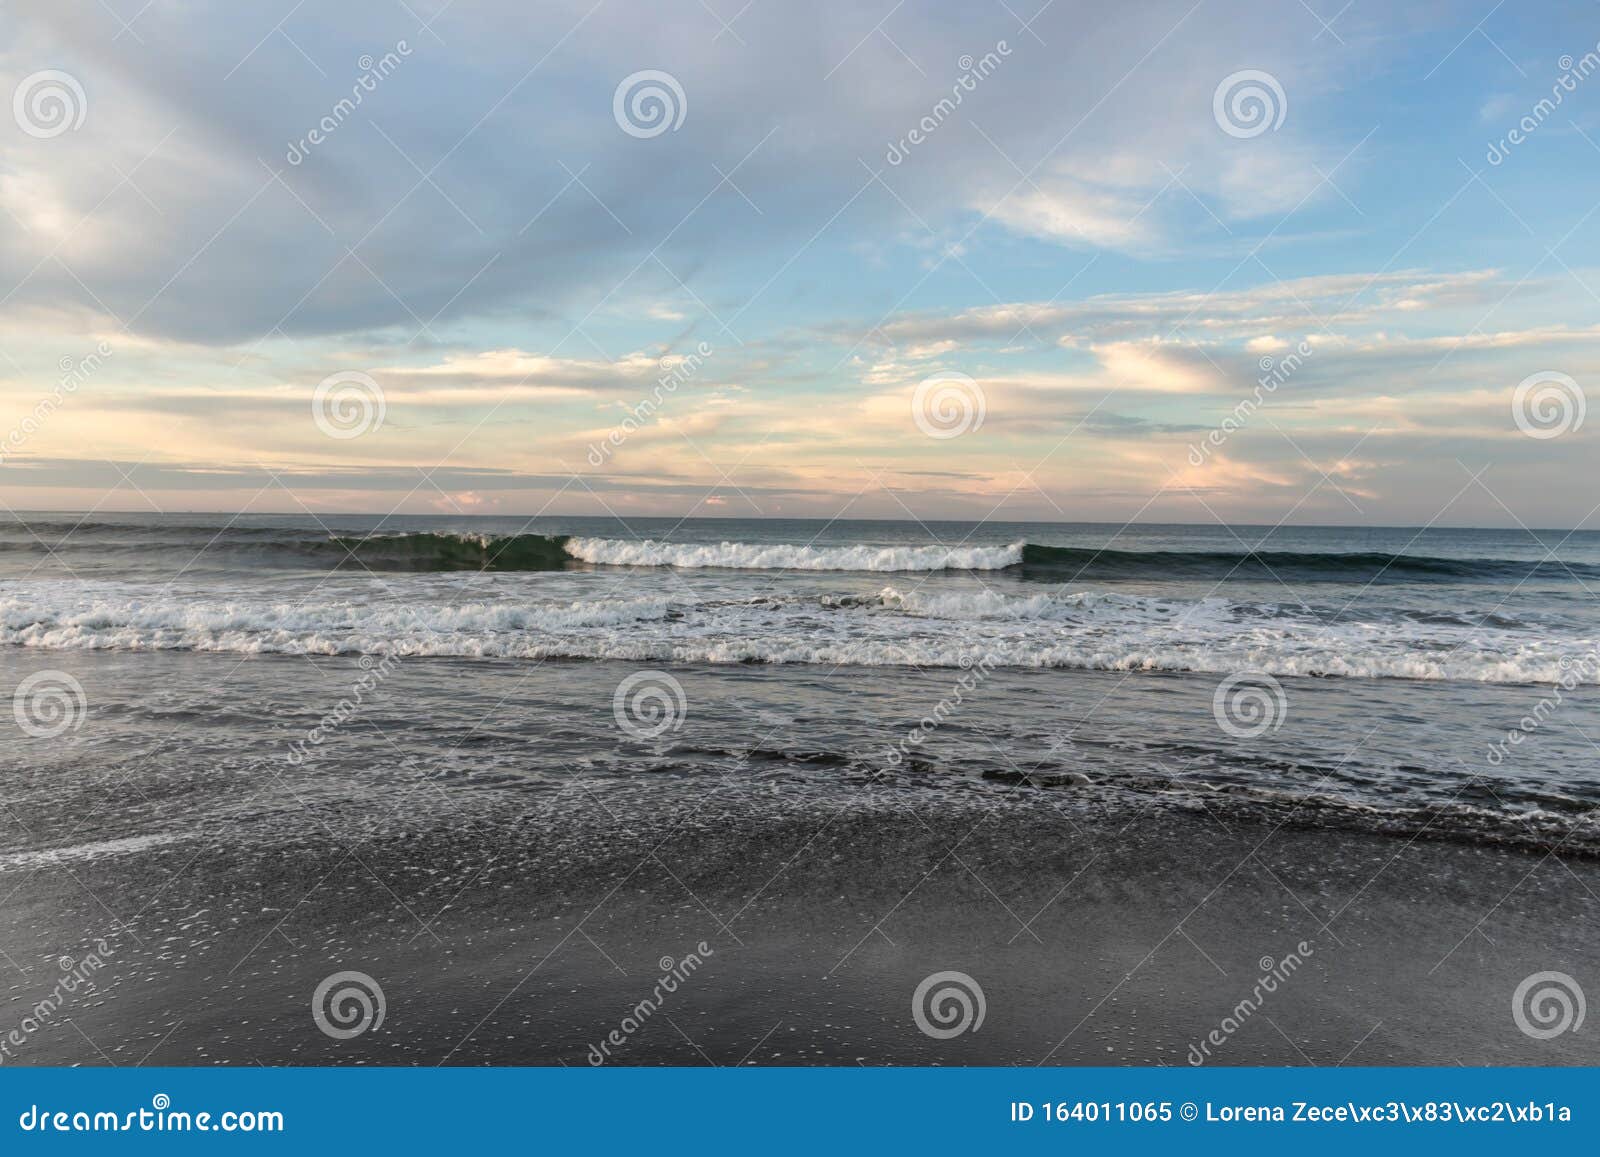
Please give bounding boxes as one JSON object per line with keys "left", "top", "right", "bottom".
{"left": 3, "top": 788, "right": 1595, "bottom": 1067}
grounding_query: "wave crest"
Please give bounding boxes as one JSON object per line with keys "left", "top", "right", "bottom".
{"left": 563, "top": 537, "right": 1023, "bottom": 572}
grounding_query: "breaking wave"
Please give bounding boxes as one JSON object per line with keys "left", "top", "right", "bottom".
{"left": 2, "top": 583, "right": 1594, "bottom": 684}
{"left": 561, "top": 536, "right": 1021, "bottom": 571}
{"left": 4, "top": 524, "right": 1591, "bottom": 581}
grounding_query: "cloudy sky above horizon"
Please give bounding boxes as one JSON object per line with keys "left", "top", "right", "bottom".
{"left": 2, "top": 0, "right": 1599, "bottom": 527}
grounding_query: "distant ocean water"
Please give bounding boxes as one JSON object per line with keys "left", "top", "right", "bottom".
{"left": 2, "top": 514, "right": 1598, "bottom": 857}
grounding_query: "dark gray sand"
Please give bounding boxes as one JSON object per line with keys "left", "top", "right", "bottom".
{"left": 3, "top": 786, "right": 1595, "bottom": 1067}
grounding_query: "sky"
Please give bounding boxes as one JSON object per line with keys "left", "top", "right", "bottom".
{"left": 1, "top": 0, "right": 1599, "bottom": 527}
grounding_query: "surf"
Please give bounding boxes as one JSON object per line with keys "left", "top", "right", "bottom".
{"left": 2, "top": 521, "right": 1594, "bottom": 582}
{"left": 3, "top": 582, "right": 1594, "bottom": 685}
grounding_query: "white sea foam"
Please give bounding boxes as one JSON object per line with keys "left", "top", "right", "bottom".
{"left": 0, "top": 591, "right": 678, "bottom": 646}
{"left": 1, "top": 582, "right": 1594, "bottom": 684}
{"left": 0, "top": 832, "right": 182, "bottom": 871}
{"left": 563, "top": 537, "right": 1024, "bottom": 571}
{"left": 874, "top": 585, "right": 1239, "bottom": 622}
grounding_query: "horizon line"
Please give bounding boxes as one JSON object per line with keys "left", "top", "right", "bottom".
{"left": 1, "top": 508, "right": 1594, "bottom": 536}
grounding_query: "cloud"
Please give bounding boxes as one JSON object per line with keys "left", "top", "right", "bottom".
{"left": 0, "top": 0, "right": 1383, "bottom": 345}
{"left": 1091, "top": 341, "right": 1231, "bottom": 393}
{"left": 1, "top": 2, "right": 1596, "bottom": 524}
{"left": 858, "top": 270, "right": 1509, "bottom": 349}
{"left": 983, "top": 173, "right": 1158, "bottom": 251}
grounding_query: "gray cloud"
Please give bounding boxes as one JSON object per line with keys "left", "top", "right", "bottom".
{"left": 3, "top": 0, "right": 1377, "bottom": 346}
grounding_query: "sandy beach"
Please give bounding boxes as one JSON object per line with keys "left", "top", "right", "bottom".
{"left": 5, "top": 754, "right": 1594, "bottom": 1067}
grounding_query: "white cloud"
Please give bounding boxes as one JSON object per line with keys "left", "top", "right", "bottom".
{"left": 982, "top": 173, "right": 1157, "bottom": 251}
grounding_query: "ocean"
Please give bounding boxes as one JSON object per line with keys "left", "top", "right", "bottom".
{"left": 4, "top": 514, "right": 1598, "bottom": 838}
{"left": 2, "top": 514, "right": 1597, "bottom": 1064}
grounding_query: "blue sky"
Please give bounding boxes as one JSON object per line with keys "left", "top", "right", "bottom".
{"left": 1, "top": 0, "right": 1599, "bottom": 526}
